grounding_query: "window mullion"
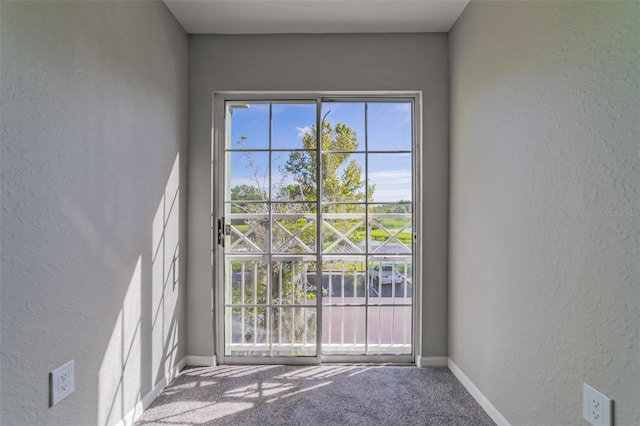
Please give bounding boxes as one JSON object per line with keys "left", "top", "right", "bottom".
{"left": 315, "top": 96, "right": 323, "bottom": 358}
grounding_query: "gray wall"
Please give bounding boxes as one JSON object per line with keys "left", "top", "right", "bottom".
{"left": 449, "top": 2, "right": 639, "bottom": 425}
{"left": 0, "top": 2, "right": 188, "bottom": 425}
{"left": 187, "top": 34, "right": 450, "bottom": 358}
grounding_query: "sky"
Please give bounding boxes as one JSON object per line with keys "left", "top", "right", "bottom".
{"left": 227, "top": 101, "right": 413, "bottom": 203}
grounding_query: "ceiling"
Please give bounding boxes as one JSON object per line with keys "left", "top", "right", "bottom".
{"left": 163, "top": 0, "right": 470, "bottom": 34}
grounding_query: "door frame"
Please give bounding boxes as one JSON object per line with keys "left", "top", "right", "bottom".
{"left": 212, "top": 91, "right": 423, "bottom": 365}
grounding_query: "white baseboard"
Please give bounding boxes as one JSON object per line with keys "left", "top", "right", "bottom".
{"left": 447, "top": 358, "right": 511, "bottom": 426}
{"left": 418, "top": 356, "right": 448, "bottom": 367}
{"left": 115, "top": 356, "right": 186, "bottom": 426}
{"left": 186, "top": 355, "right": 217, "bottom": 367}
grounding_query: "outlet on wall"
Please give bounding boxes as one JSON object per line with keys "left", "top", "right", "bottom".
{"left": 50, "top": 360, "right": 75, "bottom": 407}
{"left": 583, "top": 383, "right": 613, "bottom": 426}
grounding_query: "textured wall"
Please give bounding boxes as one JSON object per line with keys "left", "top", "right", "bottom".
{"left": 187, "top": 34, "right": 450, "bottom": 359}
{"left": 0, "top": 2, "right": 188, "bottom": 425}
{"left": 449, "top": 1, "right": 639, "bottom": 425}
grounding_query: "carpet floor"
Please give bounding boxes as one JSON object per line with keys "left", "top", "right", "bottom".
{"left": 136, "top": 365, "right": 496, "bottom": 426}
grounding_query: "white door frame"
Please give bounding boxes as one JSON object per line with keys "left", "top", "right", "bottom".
{"left": 211, "top": 91, "right": 423, "bottom": 365}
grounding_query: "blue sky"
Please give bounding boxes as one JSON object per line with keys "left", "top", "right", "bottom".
{"left": 227, "top": 101, "right": 413, "bottom": 202}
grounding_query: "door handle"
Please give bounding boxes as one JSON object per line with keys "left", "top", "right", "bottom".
{"left": 217, "top": 217, "right": 225, "bottom": 247}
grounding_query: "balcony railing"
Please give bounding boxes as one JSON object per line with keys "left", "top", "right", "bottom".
{"left": 225, "top": 261, "right": 412, "bottom": 357}
{"left": 227, "top": 212, "right": 412, "bottom": 255}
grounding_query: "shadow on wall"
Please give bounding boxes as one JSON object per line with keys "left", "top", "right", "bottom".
{"left": 98, "top": 154, "right": 181, "bottom": 426}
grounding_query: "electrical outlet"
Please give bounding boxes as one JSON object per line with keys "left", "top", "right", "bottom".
{"left": 583, "top": 383, "right": 613, "bottom": 426}
{"left": 50, "top": 360, "right": 75, "bottom": 406}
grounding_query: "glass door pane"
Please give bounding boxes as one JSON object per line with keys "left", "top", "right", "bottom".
{"left": 224, "top": 101, "right": 318, "bottom": 358}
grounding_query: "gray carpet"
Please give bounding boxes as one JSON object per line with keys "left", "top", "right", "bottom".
{"left": 136, "top": 365, "right": 496, "bottom": 426}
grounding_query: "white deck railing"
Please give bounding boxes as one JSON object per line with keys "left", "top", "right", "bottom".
{"left": 225, "top": 269, "right": 412, "bottom": 356}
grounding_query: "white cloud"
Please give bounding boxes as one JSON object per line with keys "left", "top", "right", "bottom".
{"left": 368, "top": 170, "right": 412, "bottom": 181}
{"left": 296, "top": 126, "right": 312, "bottom": 138}
{"left": 368, "top": 170, "right": 412, "bottom": 202}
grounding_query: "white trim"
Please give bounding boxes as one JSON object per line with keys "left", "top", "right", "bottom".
{"left": 215, "top": 90, "right": 422, "bottom": 98}
{"left": 447, "top": 358, "right": 511, "bottom": 426}
{"left": 412, "top": 94, "right": 423, "bottom": 369}
{"left": 418, "top": 356, "right": 448, "bottom": 367}
{"left": 170, "top": 357, "right": 187, "bottom": 382}
{"left": 186, "top": 355, "right": 217, "bottom": 367}
{"left": 115, "top": 357, "right": 186, "bottom": 426}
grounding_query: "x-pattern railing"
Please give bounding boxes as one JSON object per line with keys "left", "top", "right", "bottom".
{"left": 227, "top": 212, "right": 411, "bottom": 254}
{"left": 229, "top": 221, "right": 264, "bottom": 252}
{"left": 322, "top": 219, "right": 364, "bottom": 253}
{"left": 370, "top": 218, "right": 412, "bottom": 253}
{"left": 273, "top": 219, "right": 315, "bottom": 253}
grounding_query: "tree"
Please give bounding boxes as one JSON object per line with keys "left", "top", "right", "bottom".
{"left": 280, "top": 121, "right": 370, "bottom": 202}
{"left": 229, "top": 184, "right": 266, "bottom": 205}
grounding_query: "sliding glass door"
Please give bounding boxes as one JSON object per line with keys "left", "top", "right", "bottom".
{"left": 319, "top": 100, "right": 413, "bottom": 359}
{"left": 217, "top": 95, "right": 416, "bottom": 363}
{"left": 222, "top": 101, "right": 319, "bottom": 358}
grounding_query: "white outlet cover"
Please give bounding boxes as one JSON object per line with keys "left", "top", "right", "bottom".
{"left": 583, "top": 383, "right": 613, "bottom": 426}
{"left": 50, "top": 360, "right": 75, "bottom": 406}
